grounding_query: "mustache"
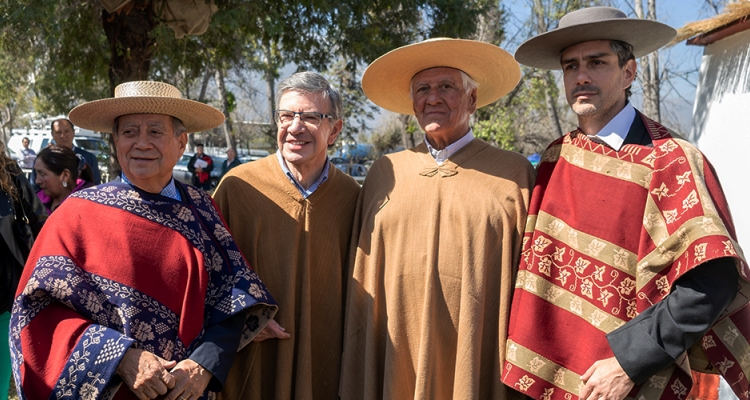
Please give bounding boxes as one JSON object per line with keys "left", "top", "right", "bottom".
{"left": 572, "top": 85, "right": 599, "bottom": 95}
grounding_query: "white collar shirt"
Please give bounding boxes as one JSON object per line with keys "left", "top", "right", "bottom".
{"left": 587, "top": 102, "right": 636, "bottom": 151}
{"left": 424, "top": 129, "right": 475, "bottom": 165}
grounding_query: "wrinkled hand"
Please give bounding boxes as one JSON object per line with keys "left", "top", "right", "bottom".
{"left": 580, "top": 357, "right": 634, "bottom": 400}
{"left": 252, "top": 319, "right": 291, "bottom": 342}
{"left": 116, "top": 348, "right": 176, "bottom": 400}
{"left": 163, "top": 359, "right": 212, "bottom": 400}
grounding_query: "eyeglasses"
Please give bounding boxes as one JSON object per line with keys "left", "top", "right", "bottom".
{"left": 274, "top": 110, "right": 333, "bottom": 127}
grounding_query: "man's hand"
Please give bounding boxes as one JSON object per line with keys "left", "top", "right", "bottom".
{"left": 116, "top": 348, "right": 176, "bottom": 400}
{"left": 252, "top": 319, "right": 291, "bottom": 342}
{"left": 163, "top": 359, "right": 212, "bottom": 400}
{"left": 195, "top": 167, "right": 203, "bottom": 173}
{"left": 579, "top": 357, "right": 634, "bottom": 400}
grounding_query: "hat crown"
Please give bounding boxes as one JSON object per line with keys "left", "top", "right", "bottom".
{"left": 114, "top": 81, "right": 182, "bottom": 99}
{"left": 558, "top": 6, "right": 627, "bottom": 29}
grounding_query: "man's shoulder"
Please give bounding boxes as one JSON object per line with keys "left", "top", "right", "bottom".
{"left": 73, "top": 146, "right": 95, "bottom": 158}
{"left": 219, "top": 155, "right": 275, "bottom": 182}
{"left": 327, "top": 162, "right": 362, "bottom": 192}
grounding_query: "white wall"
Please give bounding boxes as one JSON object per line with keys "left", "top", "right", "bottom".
{"left": 689, "top": 28, "right": 750, "bottom": 256}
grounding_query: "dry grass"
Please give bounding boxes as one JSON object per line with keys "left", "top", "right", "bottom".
{"left": 670, "top": 0, "right": 750, "bottom": 44}
{"left": 8, "top": 377, "right": 18, "bottom": 400}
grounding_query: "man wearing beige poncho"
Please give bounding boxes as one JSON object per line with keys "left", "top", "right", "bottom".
{"left": 215, "top": 72, "right": 359, "bottom": 399}
{"left": 339, "top": 38, "right": 534, "bottom": 399}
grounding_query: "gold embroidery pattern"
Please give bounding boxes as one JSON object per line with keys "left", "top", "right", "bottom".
{"left": 505, "top": 339, "right": 583, "bottom": 395}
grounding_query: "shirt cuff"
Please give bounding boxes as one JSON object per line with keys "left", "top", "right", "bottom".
{"left": 607, "top": 312, "right": 676, "bottom": 385}
{"left": 188, "top": 312, "right": 246, "bottom": 391}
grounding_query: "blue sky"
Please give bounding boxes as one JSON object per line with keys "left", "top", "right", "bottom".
{"left": 501, "top": 0, "right": 724, "bottom": 133}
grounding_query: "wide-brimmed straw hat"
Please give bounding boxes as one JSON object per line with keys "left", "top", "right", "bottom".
{"left": 68, "top": 81, "right": 225, "bottom": 133}
{"left": 515, "top": 7, "right": 677, "bottom": 70}
{"left": 361, "top": 38, "right": 521, "bottom": 115}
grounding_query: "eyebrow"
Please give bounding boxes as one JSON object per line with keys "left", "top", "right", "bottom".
{"left": 561, "top": 52, "right": 611, "bottom": 65}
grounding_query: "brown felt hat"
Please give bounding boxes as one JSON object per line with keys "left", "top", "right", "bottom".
{"left": 68, "top": 81, "right": 225, "bottom": 133}
{"left": 515, "top": 6, "right": 676, "bottom": 70}
{"left": 361, "top": 38, "right": 521, "bottom": 115}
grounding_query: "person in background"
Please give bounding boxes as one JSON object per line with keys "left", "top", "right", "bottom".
{"left": 220, "top": 147, "right": 241, "bottom": 178}
{"left": 215, "top": 71, "right": 360, "bottom": 400}
{"left": 19, "top": 137, "right": 36, "bottom": 169}
{"left": 11, "top": 81, "right": 277, "bottom": 400}
{"left": 188, "top": 143, "right": 213, "bottom": 190}
{"left": 0, "top": 140, "right": 44, "bottom": 400}
{"left": 34, "top": 145, "right": 94, "bottom": 214}
{"left": 502, "top": 7, "right": 749, "bottom": 400}
{"left": 50, "top": 118, "right": 101, "bottom": 184}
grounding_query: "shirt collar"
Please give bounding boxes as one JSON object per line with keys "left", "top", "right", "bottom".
{"left": 587, "top": 102, "right": 635, "bottom": 151}
{"left": 424, "top": 129, "right": 474, "bottom": 165}
{"left": 276, "top": 151, "right": 330, "bottom": 199}
{"left": 121, "top": 173, "right": 181, "bottom": 201}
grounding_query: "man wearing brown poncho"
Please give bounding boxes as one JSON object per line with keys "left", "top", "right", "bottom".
{"left": 214, "top": 72, "right": 360, "bottom": 399}
{"left": 339, "top": 38, "right": 535, "bottom": 399}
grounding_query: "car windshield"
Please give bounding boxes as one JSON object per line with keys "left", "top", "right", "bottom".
{"left": 76, "top": 138, "right": 105, "bottom": 151}
{"left": 176, "top": 154, "right": 191, "bottom": 167}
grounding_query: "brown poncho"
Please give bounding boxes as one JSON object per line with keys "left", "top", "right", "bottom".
{"left": 214, "top": 155, "right": 360, "bottom": 399}
{"left": 340, "top": 139, "right": 535, "bottom": 399}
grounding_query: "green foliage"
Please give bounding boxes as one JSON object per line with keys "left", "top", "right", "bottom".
{"left": 0, "top": 0, "right": 110, "bottom": 114}
{"left": 324, "top": 59, "right": 377, "bottom": 143}
{"left": 368, "top": 124, "right": 403, "bottom": 157}
{"left": 226, "top": 91, "right": 237, "bottom": 114}
{"left": 473, "top": 105, "right": 517, "bottom": 151}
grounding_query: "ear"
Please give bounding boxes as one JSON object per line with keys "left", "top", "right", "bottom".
{"left": 468, "top": 88, "right": 478, "bottom": 114}
{"left": 327, "top": 119, "right": 343, "bottom": 146}
{"left": 61, "top": 169, "right": 72, "bottom": 185}
{"left": 178, "top": 132, "right": 188, "bottom": 152}
{"left": 623, "top": 59, "right": 637, "bottom": 89}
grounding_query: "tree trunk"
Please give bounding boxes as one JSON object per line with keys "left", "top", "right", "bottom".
{"left": 261, "top": 40, "right": 278, "bottom": 149}
{"left": 215, "top": 67, "right": 235, "bottom": 151}
{"left": 634, "top": 0, "right": 661, "bottom": 121}
{"left": 544, "top": 71, "right": 564, "bottom": 137}
{"left": 400, "top": 115, "right": 417, "bottom": 149}
{"left": 102, "top": 1, "right": 156, "bottom": 94}
{"left": 187, "top": 68, "right": 213, "bottom": 152}
{"left": 101, "top": 0, "right": 157, "bottom": 178}
{"left": 532, "top": 0, "right": 564, "bottom": 137}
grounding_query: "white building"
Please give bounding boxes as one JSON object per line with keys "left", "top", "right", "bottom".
{"left": 681, "top": 3, "right": 750, "bottom": 256}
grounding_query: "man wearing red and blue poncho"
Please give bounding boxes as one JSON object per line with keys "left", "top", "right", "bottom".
{"left": 10, "top": 81, "right": 278, "bottom": 400}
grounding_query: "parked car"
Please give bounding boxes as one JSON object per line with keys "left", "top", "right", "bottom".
{"left": 334, "top": 162, "right": 368, "bottom": 184}
{"left": 173, "top": 153, "right": 226, "bottom": 189}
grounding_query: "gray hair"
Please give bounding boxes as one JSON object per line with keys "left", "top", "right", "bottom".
{"left": 112, "top": 116, "right": 187, "bottom": 137}
{"left": 275, "top": 72, "right": 343, "bottom": 121}
{"left": 609, "top": 40, "right": 636, "bottom": 99}
{"left": 409, "top": 68, "right": 479, "bottom": 99}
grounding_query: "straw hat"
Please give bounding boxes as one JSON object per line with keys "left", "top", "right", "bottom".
{"left": 515, "top": 7, "right": 677, "bottom": 70}
{"left": 68, "top": 81, "right": 225, "bottom": 133}
{"left": 361, "top": 38, "right": 521, "bottom": 115}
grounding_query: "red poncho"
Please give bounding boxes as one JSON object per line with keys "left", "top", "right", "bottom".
{"left": 10, "top": 181, "right": 277, "bottom": 399}
{"left": 503, "top": 115, "right": 749, "bottom": 399}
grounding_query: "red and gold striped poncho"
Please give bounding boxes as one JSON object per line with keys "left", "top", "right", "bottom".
{"left": 502, "top": 114, "right": 749, "bottom": 400}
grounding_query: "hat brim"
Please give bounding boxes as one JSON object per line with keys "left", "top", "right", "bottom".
{"left": 68, "top": 96, "right": 225, "bottom": 133}
{"left": 362, "top": 38, "right": 521, "bottom": 115}
{"left": 515, "top": 19, "right": 676, "bottom": 70}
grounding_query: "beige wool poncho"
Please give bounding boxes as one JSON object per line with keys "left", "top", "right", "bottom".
{"left": 339, "top": 139, "right": 535, "bottom": 399}
{"left": 214, "top": 155, "right": 360, "bottom": 400}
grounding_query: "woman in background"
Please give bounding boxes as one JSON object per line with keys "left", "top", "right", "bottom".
{"left": 0, "top": 141, "right": 44, "bottom": 400}
{"left": 34, "top": 145, "right": 93, "bottom": 214}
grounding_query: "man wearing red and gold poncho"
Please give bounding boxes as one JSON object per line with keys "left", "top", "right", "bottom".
{"left": 502, "top": 6, "right": 750, "bottom": 400}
